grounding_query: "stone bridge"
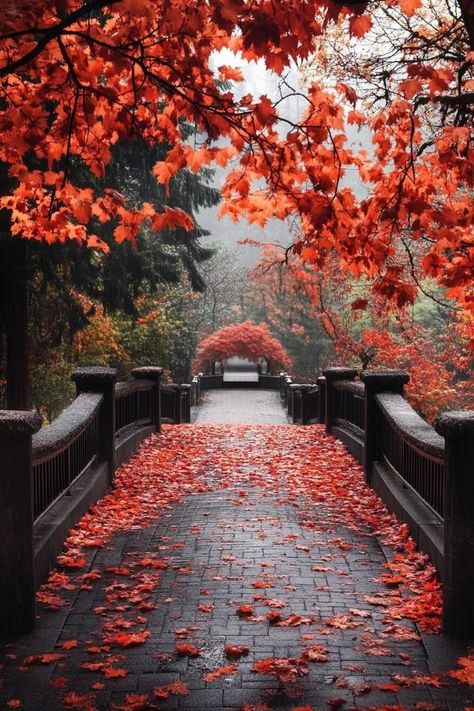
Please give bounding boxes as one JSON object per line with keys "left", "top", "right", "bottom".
{"left": 0, "top": 367, "right": 473, "bottom": 710}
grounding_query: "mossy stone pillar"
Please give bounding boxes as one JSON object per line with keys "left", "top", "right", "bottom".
{"left": 0, "top": 409, "right": 42, "bottom": 636}
{"left": 361, "top": 370, "right": 409, "bottom": 485}
{"left": 437, "top": 411, "right": 474, "bottom": 638}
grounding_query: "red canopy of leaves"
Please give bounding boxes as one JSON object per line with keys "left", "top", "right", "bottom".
{"left": 0, "top": 1, "right": 472, "bottom": 317}
{"left": 194, "top": 321, "right": 292, "bottom": 373}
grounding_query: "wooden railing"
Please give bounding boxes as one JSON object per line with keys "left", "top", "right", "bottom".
{"left": 193, "top": 372, "right": 281, "bottom": 392}
{"left": 161, "top": 383, "right": 191, "bottom": 424}
{"left": 376, "top": 393, "right": 445, "bottom": 518}
{"left": 32, "top": 394, "right": 102, "bottom": 521}
{"left": 115, "top": 380, "right": 153, "bottom": 434}
{"left": 333, "top": 380, "right": 364, "bottom": 432}
{"left": 280, "top": 374, "right": 319, "bottom": 424}
{"left": 1, "top": 364, "right": 164, "bottom": 636}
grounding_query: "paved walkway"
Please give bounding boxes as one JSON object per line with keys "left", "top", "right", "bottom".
{"left": 193, "top": 389, "right": 289, "bottom": 424}
{"left": 0, "top": 396, "right": 473, "bottom": 710}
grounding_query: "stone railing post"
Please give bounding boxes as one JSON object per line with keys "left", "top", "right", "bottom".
{"left": 0, "top": 409, "right": 42, "bottom": 636}
{"left": 132, "top": 366, "right": 162, "bottom": 433}
{"left": 288, "top": 383, "right": 299, "bottom": 421}
{"left": 317, "top": 376, "right": 326, "bottom": 424}
{"left": 300, "top": 385, "right": 309, "bottom": 424}
{"left": 180, "top": 384, "right": 192, "bottom": 423}
{"left": 360, "top": 370, "right": 409, "bottom": 485}
{"left": 297, "top": 385, "right": 312, "bottom": 425}
{"left": 436, "top": 412, "right": 474, "bottom": 638}
{"left": 323, "top": 368, "right": 358, "bottom": 435}
{"left": 292, "top": 386, "right": 302, "bottom": 424}
{"left": 166, "top": 384, "right": 181, "bottom": 423}
{"left": 72, "top": 367, "right": 117, "bottom": 484}
{"left": 191, "top": 376, "right": 199, "bottom": 406}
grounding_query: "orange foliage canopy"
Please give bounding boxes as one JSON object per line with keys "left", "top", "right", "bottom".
{"left": 195, "top": 321, "right": 292, "bottom": 373}
{"left": 0, "top": 0, "right": 472, "bottom": 315}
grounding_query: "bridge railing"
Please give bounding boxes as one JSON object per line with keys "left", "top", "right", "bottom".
{"left": 291, "top": 384, "right": 319, "bottom": 424}
{"left": 375, "top": 392, "right": 445, "bottom": 518}
{"left": 0, "top": 363, "right": 193, "bottom": 636}
{"left": 32, "top": 393, "right": 102, "bottom": 521}
{"left": 281, "top": 366, "right": 473, "bottom": 637}
{"left": 333, "top": 380, "right": 365, "bottom": 431}
{"left": 115, "top": 380, "right": 153, "bottom": 434}
{"left": 279, "top": 374, "right": 320, "bottom": 424}
{"left": 1, "top": 363, "right": 473, "bottom": 638}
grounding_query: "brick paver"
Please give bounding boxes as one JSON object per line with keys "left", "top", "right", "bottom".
{"left": 0, "top": 397, "right": 472, "bottom": 710}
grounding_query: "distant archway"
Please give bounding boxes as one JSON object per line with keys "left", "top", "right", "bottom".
{"left": 194, "top": 321, "right": 292, "bottom": 375}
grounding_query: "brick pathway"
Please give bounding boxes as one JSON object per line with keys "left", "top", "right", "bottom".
{"left": 0, "top": 402, "right": 473, "bottom": 710}
{"left": 193, "top": 389, "right": 289, "bottom": 424}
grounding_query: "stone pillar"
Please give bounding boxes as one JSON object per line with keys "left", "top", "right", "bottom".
{"left": 0, "top": 409, "right": 42, "bottom": 636}
{"left": 180, "top": 384, "right": 192, "bottom": 423}
{"left": 292, "top": 386, "right": 302, "bottom": 424}
{"left": 360, "top": 370, "right": 409, "bottom": 485}
{"left": 317, "top": 376, "right": 326, "bottom": 425}
{"left": 437, "top": 412, "right": 474, "bottom": 638}
{"left": 288, "top": 383, "right": 299, "bottom": 421}
{"left": 166, "top": 384, "right": 181, "bottom": 423}
{"left": 132, "top": 366, "right": 162, "bottom": 433}
{"left": 297, "top": 385, "right": 312, "bottom": 425}
{"left": 279, "top": 372, "right": 287, "bottom": 399}
{"left": 72, "top": 367, "right": 117, "bottom": 484}
{"left": 323, "top": 368, "right": 358, "bottom": 435}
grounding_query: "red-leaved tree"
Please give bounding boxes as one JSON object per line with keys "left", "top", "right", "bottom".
{"left": 194, "top": 321, "right": 292, "bottom": 374}
{"left": 0, "top": 0, "right": 473, "bottom": 406}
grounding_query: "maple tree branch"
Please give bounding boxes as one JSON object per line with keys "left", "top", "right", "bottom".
{"left": 400, "top": 238, "right": 460, "bottom": 312}
{"left": 415, "top": 91, "right": 474, "bottom": 110}
{"left": 457, "top": 0, "right": 474, "bottom": 49}
{"left": 0, "top": 0, "right": 120, "bottom": 78}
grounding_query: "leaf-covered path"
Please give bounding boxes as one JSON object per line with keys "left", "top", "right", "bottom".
{"left": 1, "top": 423, "right": 473, "bottom": 710}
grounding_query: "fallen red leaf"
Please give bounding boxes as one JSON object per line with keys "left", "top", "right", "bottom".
{"left": 175, "top": 643, "right": 201, "bottom": 657}
{"left": 203, "top": 664, "right": 237, "bottom": 681}
{"left": 109, "top": 631, "right": 151, "bottom": 647}
{"left": 225, "top": 644, "right": 250, "bottom": 658}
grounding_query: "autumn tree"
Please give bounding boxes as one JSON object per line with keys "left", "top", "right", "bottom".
{"left": 247, "top": 245, "right": 333, "bottom": 379}
{"left": 194, "top": 321, "right": 292, "bottom": 374}
{"left": 293, "top": 0, "right": 474, "bottom": 318}
{"left": 0, "top": 0, "right": 472, "bottom": 407}
{"left": 249, "top": 244, "right": 473, "bottom": 419}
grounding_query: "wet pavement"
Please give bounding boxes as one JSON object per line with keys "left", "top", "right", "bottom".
{"left": 0, "top": 397, "right": 473, "bottom": 711}
{"left": 193, "top": 389, "right": 289, "bottom": 425}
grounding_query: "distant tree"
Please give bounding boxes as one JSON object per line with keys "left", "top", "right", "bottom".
{"left": 187, "top": 244, "right": 249, "bottom": 336}
{"left": 194, "top": 321, "right": 292, "bottom": 374}
{"left": 247, "top": 245, "right": 333, "bottom": 379}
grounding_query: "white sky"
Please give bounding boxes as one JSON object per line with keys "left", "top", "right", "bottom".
{"left": 198, "top": 51, "right": 368, "bottom": 267}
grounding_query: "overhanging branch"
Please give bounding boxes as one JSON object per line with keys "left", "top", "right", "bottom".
{"left": 0, "top": 0, "right": 120, "bottom": 78}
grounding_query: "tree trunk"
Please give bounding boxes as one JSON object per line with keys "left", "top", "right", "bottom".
{"left": 0, "top": 236, "right": 31, "bottom": 410}
{"left": 458, "top": 0, "right": 474, "bottom": 49}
